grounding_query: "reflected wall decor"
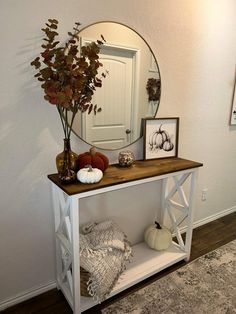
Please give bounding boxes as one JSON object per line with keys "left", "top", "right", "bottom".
{"left": 143, "top": 118, "right": 179, "bottom": 160}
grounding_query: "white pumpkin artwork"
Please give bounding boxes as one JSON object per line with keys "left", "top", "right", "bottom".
{"left": 144, "top": 221, "right": 172, "bottom": 251}
{"left": 148, "top": 125, "right": 174, "bottom": 152}
{"left": 77, "top": 165, "right": 103, "bottom": 184}
{"left": 143, "top": 118, "right": 179, "bottom": 160}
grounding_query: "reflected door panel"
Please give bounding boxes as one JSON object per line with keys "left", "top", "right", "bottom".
{"left": 72, "top": 22, "right": 161, "bottom": 150}
{"left": 83, "top": 45, "right": 134, "bottom": 149}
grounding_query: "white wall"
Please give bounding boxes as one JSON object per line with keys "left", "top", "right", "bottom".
{"left": 0, "top": 0, "right": 235, "bottom": 308}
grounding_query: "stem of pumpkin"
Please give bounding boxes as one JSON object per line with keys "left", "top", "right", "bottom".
{"left": 85, "top": 164, "right": 93, "bottom": 172}
{"left": 155, "top": 221, "right": 162, "bottom": 229}
{"left": 90, "top": 146, "right": 96, "bottom": 156}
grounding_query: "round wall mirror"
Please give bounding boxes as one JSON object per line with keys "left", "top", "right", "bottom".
{"left": 72, "top": 21, "right": 161, "bottom": 150}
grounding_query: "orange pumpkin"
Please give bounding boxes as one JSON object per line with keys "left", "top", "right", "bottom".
{"left": 78, "top": 147, "right": 109, "bottom": 172}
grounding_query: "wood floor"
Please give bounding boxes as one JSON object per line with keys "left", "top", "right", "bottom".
{"left": 2, "top": 212, "right": 236, "bottom": 314}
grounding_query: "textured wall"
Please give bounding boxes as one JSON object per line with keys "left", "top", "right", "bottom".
{"left": 0, "top": 0, "right": 235, "bottom": 306}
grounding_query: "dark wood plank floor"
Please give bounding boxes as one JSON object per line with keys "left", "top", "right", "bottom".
{"left": 2, "top": 212, "right": 236, "bottom": 314}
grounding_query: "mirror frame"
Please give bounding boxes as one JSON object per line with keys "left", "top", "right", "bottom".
{"left": 72, "top": 21, "right": 162, "bottom": 150}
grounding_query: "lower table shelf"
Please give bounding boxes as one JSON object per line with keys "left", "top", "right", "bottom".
{"left": 81, "top": 241, "right": 187, "bottom": 312}
{"left": 50, "top": 158, "right": 203, "bottom": 313}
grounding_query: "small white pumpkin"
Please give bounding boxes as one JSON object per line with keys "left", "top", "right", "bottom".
{"left": 144, "top": 221, "right": 172, "bottom": 251}
{"left": 77, "top": 165, "right": 103, "bottom": 184}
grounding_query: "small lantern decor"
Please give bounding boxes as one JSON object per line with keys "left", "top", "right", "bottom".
{"left": 118, "top": 150, "right": 135, "bottom": 167}
{"left": 144, "top": 221, "right": 172, "bottom": 251}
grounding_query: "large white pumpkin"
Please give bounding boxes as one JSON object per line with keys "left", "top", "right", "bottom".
{"left": 77, "top": 165, "right": 103, "bottom": 184}
{"left": 144, "top": 221, "right": 172, "bottom": 251}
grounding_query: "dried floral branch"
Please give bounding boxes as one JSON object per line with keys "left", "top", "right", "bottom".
{"left": 31, "top": 19, "right": 107, "bottom": 139}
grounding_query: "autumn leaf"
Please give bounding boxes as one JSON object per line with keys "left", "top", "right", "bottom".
{"left": 48, "top": 19, "right": 58, "bottom": 24}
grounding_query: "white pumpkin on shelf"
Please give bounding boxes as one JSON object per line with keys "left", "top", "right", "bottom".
{"left": 77, "top": 165, "right": 103, "bottom": 184}
{"left": 144, "top": 221, "right": 172, "bottom": 251}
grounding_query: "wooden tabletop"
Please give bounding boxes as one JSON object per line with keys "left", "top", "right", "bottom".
{"left": 48, "top": 158, "right": 203, "bottom": 196}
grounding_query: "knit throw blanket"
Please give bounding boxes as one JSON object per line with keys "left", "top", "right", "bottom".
{"left": 80, "top": 220, "right": 132, "bottom": 301}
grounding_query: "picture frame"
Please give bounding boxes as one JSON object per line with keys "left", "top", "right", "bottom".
{"left": 230, "top": 71, "right": 236, "bottom": 125}
{"left": 149, "top": 54, "right": 158, "bottom": 73}
{"left": 143, "top": 117, "right": 179, "bottom": 160}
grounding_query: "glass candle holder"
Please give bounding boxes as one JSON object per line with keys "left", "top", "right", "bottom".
{"left": 118, "top": 150, "right": 135, "bottom": 167}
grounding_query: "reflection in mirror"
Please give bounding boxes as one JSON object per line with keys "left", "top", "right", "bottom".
{"left": 72, "top": 22, "right": 161, "bottom": 150}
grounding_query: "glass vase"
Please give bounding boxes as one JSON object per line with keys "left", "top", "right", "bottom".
{"left": 56, "top": 138, "right": 79, "bottom": 184}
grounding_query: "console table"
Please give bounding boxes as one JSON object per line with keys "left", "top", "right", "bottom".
{"left": 48, "top": 157, "right": 203, "bottom": 313}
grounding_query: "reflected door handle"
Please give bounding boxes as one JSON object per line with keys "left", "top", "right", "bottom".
{"left": 126, "top": 129, "right": 131, "bottom": 134}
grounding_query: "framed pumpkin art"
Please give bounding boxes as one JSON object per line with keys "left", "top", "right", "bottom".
{"left": 143, "top": 117, "right": 179, "bottom": 160}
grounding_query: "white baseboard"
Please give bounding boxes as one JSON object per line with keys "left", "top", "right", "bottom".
{"left": 0, "top": 281, "right": 57, "bottom": 311}
{"left": 179, "top": 205, "right": 236, "bottom": 234}
{"left": 193, "top": 205, "right": 236, "bottom": 229}
{"left": 0, "top": 206, "right": 235, "bottom": 311}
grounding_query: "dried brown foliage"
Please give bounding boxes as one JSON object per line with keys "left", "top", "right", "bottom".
{"left": 31, "top": 19, "right": 106, "bottom": 138}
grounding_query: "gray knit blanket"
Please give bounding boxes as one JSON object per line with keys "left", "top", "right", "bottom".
{"left": 80, "top": 220, "right": 132, "bottom": 301}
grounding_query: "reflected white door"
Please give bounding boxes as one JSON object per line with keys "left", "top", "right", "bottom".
{"left": 83, "top": 46, "right": 134, "bottom": 149}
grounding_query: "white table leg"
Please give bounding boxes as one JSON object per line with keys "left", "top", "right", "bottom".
{"left": 184, "top": 170, "right": 197, "bottom": 261}
{"left": 70, "top": 196, "right": 81, "bottom": 313}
